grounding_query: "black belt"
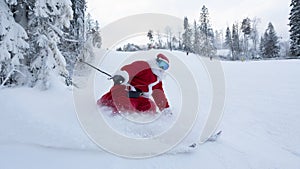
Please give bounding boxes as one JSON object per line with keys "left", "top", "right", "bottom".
{"left": 127, "top": 91, "right": 143, "bottom": 98}
{"left": 127, "top": 87, "right": 144, "bottom": 98}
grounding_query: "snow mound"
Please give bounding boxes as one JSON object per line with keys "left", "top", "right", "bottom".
{"left": 1, "top": 51, "right": 300, "bottom": 169}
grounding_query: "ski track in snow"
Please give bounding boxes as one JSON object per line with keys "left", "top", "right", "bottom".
{"left": 1, "top": 50, "right": 300, "bottom": 169}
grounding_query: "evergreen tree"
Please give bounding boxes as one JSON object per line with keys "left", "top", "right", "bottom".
{"left": 214, "top": 30, "right": 223, "bottom": 49}
{"left": 289, "top": 0, "right": 300, "bottom": 57}
{"left": 89, "top": 20, "right": 102, "bottom": 48}
{"left": 1, "top": 0, "right": 101, "bottom": 89}
{"left": 259, "top": 36, "right": 265, "bottom": 58}
{"left": 171, "top": 35, "right": 178, "bottom": 50}
{"left": 199, "top": 5, "right": 209, "bottom": 39}
{"left": 62, "top": 0, "right": 86, "bottom": 76}
{"left": 165, "top": 26, "right": 173, "bottom": 51}
{"left": 182, "top": 17, "right": 193, "bottom": 54}
{"left": 250, "top": 17, "right": 260, "bottom": 58}
{"left": 70, "top": 0, "right": 86, "bottom": 43}
{"left": 199, "top": 5, "right": 216, "bottom": 57}
{"left": 224, "top": 27, "right": 232, "bottom": 49}
{"left": 225, "top": 26, "right": 234, "bottom": 59}
{"left": 241, "top": 17, "right": 251, "bottom": 59}
{"left": 260, "top": 22, "right": 280, "bottom": 58}
{"left": 28, "top": 0, "right": 73, "bottom": 89}
{"left": 147, "top": 30, "right": 154, "bottom": 49}
{"left": 84, "top": 13, "right": 102, "bottom": 48}
{"left": 156, "top": 31, "right": 163, "bottom": 49}
{"left": 232, "top": 24, "right": 240, "bottom": 60}
{"left": 81, "top": 13, "right": 102, "bottom": 61}
{"left": 241, "top": 18, "right": 251, "bottom": 35}
{"left": 177, "top": 31, "right": 183, "bottom": 50}
{"left": 193, "top": 20, "right": 201, "bottom": 54}
{"left": 0, "top": 0, "right": 29, "bottom": 87}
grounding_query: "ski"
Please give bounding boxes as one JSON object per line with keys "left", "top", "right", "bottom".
{"left": 189, "top": 143, "right": 197, "bottom": 148}
{"left": 185, "top": 130, "right": 222, "bottom": 152}
{"left": 206, "top": 130, "right": 222, "bottom": 142}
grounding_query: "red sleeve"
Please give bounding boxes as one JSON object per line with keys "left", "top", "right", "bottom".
{"left": 152, "top": 81, "right": 170, "bottom": 111}
{"left": 121, "top": 61, "right": 150, "bottom": 81}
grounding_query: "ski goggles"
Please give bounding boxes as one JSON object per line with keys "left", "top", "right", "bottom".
{"left": 156, "top": 59, "right": 169, "bottom": 70}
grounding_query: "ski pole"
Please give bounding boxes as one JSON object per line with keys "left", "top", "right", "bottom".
{"left": 79, "top": 59, "right": 112, "bottom": 78}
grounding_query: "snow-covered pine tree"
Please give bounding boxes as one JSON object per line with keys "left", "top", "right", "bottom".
{"left": 182, "top": 17, "right": 193, "bottom": 54}
{"left": 289, "top": 0, "right": 300, "bottom": 57}
{"left": 199, "top": 5, "right": 216, "bottom": 58}
{"left": 249, "top": 17, "right": 260, "bottom": 59}
{"left": 224, "top": 27, "right": 232, "bottom": 49}
{"left": 214, "top": 30, "right": 223, "bottom": 49}
{"left": 61, "top": 0, "right": 86, "bottom": 78}
{"left": 85, "top": 13, "right": 93, "bottom": 34}
{"left": 171, "top": 35, "right": 178, "bottom": 50}
{"left": 193, "top": 20, "right": 201, "bottom": 54}
{"left": 147, "top": 30, "right": 154, "bottom": 49}
{"left": 177, "top": 31, "right": 183, "bottom": 50}
{"left": 84, "top": 14, "right": 101, "bottom": 49}
{"left": 241, "top": 17, "right": 251, "bottom": 60}
{"left": 155, "top": 31, "right": 164, "bottom": 49}
{"left": 232, "top": 23, "right": 241, "bottom": 60}
{"left": 28, "top": 0, "right": 73, "bottom": 89}
{"left": 92, "top": 20, "right": 102, "bottom": 48}
{"left": 70, "top": 0, "right": 86, "bottom": 43}
{"left": 279, "top": 41, "right": 290, "bottom": 57}
{"left": 259, "top": 36, "right": 264, "bottom": 59}
{"left": 7, "top": 0, "right": 29, "bottom": 29}
{"left": 260, "top": 32, "right": 268, "bottom": 58}
{"left": 225, "top": 27, "right": 234, "bottom": 59}
{"left": 0, "top": 0, "right": 29, "bottom": 87}
{"left": 78, "top": 13, "right": 101, "bottom": 67}
{"left": 165, "top": 26, "right": 173, "bottom": 51}
{"left": 260, "top": 22, "right": 280, "bottom": 58}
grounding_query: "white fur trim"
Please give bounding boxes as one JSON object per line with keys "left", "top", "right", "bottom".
{"left": 142, "top": 78, "right": 160, "bottom": 98}
{"left": 148, "top": 58, "right": 160, "bottom": 69}
{"left": 147, "top": 59, "right": 160, "bottom": 69}
{"left": 147, "top": 59, "right": 166, "bottom": 79}
{"left": 158, "top": 57, "right": 169, "bottom": 64}
{"left": 114, "top": 70, "right": 129, "bottom": 84}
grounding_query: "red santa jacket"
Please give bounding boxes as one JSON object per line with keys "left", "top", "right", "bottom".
{"left": 121, "top": 60, "right": 169, "bottom": 111}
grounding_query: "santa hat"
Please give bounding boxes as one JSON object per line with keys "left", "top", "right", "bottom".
{"left": 156, "top": 53, "right": 169, "bottom": 63}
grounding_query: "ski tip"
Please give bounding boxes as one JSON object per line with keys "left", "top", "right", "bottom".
{"left": 216, "top": 130, "right": 222, "bottom": 135}
{"left": 206, "top": 130, "right": 223, "bottom": 142}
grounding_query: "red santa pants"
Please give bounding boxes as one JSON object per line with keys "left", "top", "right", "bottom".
{"left": 97, "top": 85, "right": 157, "bottom": 113}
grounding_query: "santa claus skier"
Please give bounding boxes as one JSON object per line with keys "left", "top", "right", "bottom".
{"left": 97, "top": 53, "right": 170, "bottom": 113}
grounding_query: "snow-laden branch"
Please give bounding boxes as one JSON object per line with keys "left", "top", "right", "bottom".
{"left": 0, "top": 68, "right": 26, "bottom": 89}
{"left": 46, "top": 23, "right": 80, "bottom": 43}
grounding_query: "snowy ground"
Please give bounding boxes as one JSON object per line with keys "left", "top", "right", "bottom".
{"left": 1, "top": 50, "right": 300, "bottom": 169}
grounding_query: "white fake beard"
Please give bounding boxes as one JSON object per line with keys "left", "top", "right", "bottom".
{"left": 148, "top": 59, "right": 166, "bottom": 80}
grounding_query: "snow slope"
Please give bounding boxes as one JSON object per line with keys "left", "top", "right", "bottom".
{"left": 1, "top": 50, "right": 300, "bottom": 169}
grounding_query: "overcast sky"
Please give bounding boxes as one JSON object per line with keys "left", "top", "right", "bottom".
{"left": 87, "top": 0, "right": 291, "bottom": 41}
